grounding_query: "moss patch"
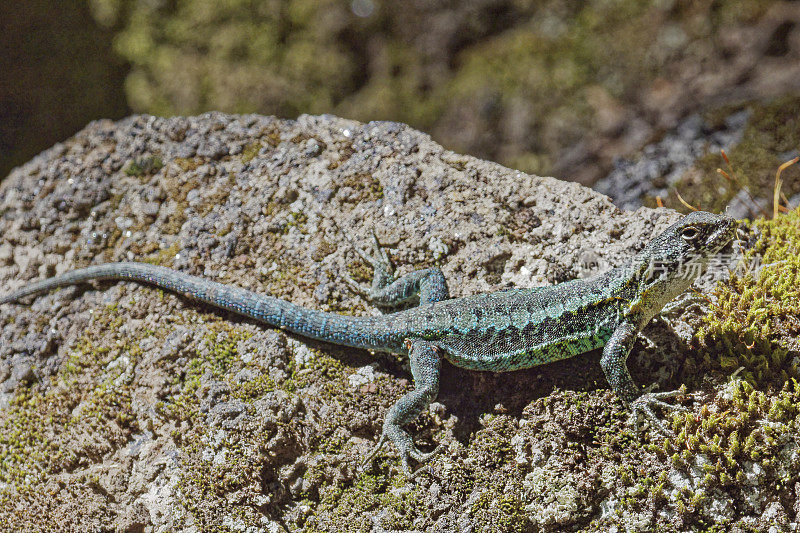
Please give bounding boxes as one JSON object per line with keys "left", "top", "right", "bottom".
{"left": 664, "top": 380, "right": 798, "bottom": 485}
{"left": 92, "top": 0, "right": 782, "bottom": 178}
{"left": 694, "top": 207, "right": 800, "bottom": 387}
{"left": 0, "top": 305, "right": 142, "bottom": 529}
{"left": 336, "top": 172, "right": 384, "bottom": 203}
{"left": 124, "top": 155, "right": 163, "bottom": 177}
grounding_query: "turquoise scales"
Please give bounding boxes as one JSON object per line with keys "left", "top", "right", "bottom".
{"left": 422, "top": 283, "right": 625, "bottom": 371}
{"left": 1, "top": 211, "right": 740, "bottom": 475}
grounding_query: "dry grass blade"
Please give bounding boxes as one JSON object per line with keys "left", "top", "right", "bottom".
{"left": 674, "top": 189, "right": 699, "bottom": 211}
{"left": 689, "top": 286, "right": 712, "bottom": 304}
{"left": 717, "top": 150, "right": 768, "bottom": 218}
{"left": 773, "top": 156, "right": 799, "bottom": 219}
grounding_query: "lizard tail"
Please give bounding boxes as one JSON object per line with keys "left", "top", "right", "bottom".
{"left": 1, "top": 262, "right": 387, "bottom": 350}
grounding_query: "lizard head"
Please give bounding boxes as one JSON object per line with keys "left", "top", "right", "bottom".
{"left": 631, "top": 211, "right": 740, "bottom": 313}
{"left": 647, "top": 210, "right": 739, "bottom": 264}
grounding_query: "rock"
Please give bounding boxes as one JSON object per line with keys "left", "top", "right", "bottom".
{"left": 0, "top": 112, "right": 773, "bottom": 531}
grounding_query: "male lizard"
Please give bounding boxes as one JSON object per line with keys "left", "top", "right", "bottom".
{"left": 0, "top": 211, "right": 739, "bottom": 474}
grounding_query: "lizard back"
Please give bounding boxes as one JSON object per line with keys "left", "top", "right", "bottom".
{"left": 397, "top": 273, "right": 632, "bottom": 371}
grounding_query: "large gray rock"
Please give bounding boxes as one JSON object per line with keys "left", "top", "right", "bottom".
{"left": 0, "top": 114, "right": 791, "bottom": 531}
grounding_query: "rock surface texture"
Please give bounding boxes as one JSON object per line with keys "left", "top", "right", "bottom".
{"left": 0, "top": 114, "right": 797, "bottom": 531}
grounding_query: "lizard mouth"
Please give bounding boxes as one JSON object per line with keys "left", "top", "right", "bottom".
{"left": 708, "top": 216, "right": 739, "bottom": 253}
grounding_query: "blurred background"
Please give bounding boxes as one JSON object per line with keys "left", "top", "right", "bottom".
{"left": 2, "top": 0, "right": 799, "bottom": 214}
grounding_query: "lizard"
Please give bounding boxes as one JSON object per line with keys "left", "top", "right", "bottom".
{"left": 0, "top": 210, "right": 739, "bottom": 475}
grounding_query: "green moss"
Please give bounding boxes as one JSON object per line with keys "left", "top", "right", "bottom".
{"left": 309, "top": 473, "right": 389, "bottom": 531}
{"left": 163, "top": 324, "right": 270, "bottom": 529}
{"left": 310, "top": 239, "right": 336, "bottom": 263}
{"left": 0, "top": 305, "right": 143, "bottom": 523}
{"left": 173, "top": 157, "right": 203, "bottom": 172}
{"left": 337, "top": 172, "right": 384, "bottom": 203}
{"left": 470, "top": 419, "right": 515, "bottom": 469}
{"left": 470, "top": 491, "right": 530, "bottom": 533}
{"left": 139, "top": 241, "right": 182, "bottom": 267}
{"left": 168, "top": 322, "right": 376, "bottom": 529}
{"left": 346, "top": 258, "right": 373, "bottom": 286}
{"left": 695, "top": 208, "right": 800, "bottom": 387}
{"left": 91, "top": 0, "right": 784, "bottom": 180}
{"left": 124, "top": 155, "right": 163, "bottom": 177}
{"left": 240, "top": 141, "right": 263, "bottom": 163}
{"left": 662, "top": 380, "right": 799, "bottom": 493}
{"left": 264, "top": 262, "right": 308, "bottom": 297}
{"left": 306, "top": 468, "right": 445, "bottom": 531}
{"left": 281, "top": 210, "right": 309, "bottom": 235}
{"left": 163, "top": 324, "right": 251, "bottom": 421}
{"left": 163, "top": 203, "right": 188, "bottom": 234}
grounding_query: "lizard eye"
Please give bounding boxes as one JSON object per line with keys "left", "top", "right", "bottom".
{"left": 681, "top": 226, "right": 699, "bottom": 241}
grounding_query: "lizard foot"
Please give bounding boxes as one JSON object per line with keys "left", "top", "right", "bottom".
{"left": 342, "top": 273, "right": 369, "bottom": 298}
{"left": 405, "top": 441, "right": 446, "bottom": 478}
{"left": 360, "top": 433, "right": 389, "bottom": 471}
{"left": 397, "top": 440, "right": 444, "bottom": 478}
{"left": 629, "top": 387, "right": 688, "bottom": 436}
{"left": 360, "top": 432, "right": 444, "bottom": 478}
{"left": 346, "top": 231, "right": 394, "bottom": 276}
{"left": 343, "top": 231, "right": 397, "bottom": 299}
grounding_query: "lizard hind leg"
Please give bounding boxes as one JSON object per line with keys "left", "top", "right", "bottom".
{"left": 343, "top": 231, "right": 396, "bottom": 299}
{"left": 363, "top": 338, "right": 443, "bottom": 476}
{"left": 346, "top": 232, "right": 450, "bottom": 307}
{"left": 356, "top": 231, "right": 397, "bottom": 294}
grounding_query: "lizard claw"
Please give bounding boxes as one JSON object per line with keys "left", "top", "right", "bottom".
{"left": 409, "top": 441, "right": 445, "bottom": 464}
{"left": 629, "top": 387, "right": 687, "bottom": 437}
{"left": 365, "top": 231, "right": 394, "bottom": 274}
{"left": 399, "top": 441, "right": 443, "bottom": 478}
{"left": 360, "top": 432, "right": 444, "bottom": 478}
{"left": 347, "top": 230, "right": 394, "bottom": 275}
{"left": 342, "top": 273, "right": 369, "bottom": 298}
{"left": 343, "top": 230, "right": 397, "bottom": 300}
{"left": 359, "top": 433, "right": 389, "bottom": 472}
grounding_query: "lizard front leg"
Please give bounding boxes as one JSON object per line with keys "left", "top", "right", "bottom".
{"left": 600, "top": 319, "right": 686, "bottom": 435}
{"left": 362, "top": 338, "right": 443, "bottom": 475}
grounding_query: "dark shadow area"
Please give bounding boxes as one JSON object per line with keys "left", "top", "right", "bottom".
{"left": 437, "top": 349, "right": 608, "bottom": 445}
{"left": 0, "top": 0, "right": 129, "bottom": 180}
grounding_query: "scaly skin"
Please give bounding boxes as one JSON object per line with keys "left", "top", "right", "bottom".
{"left": 0, "top": 211, "right": 739, "bottom": 475}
